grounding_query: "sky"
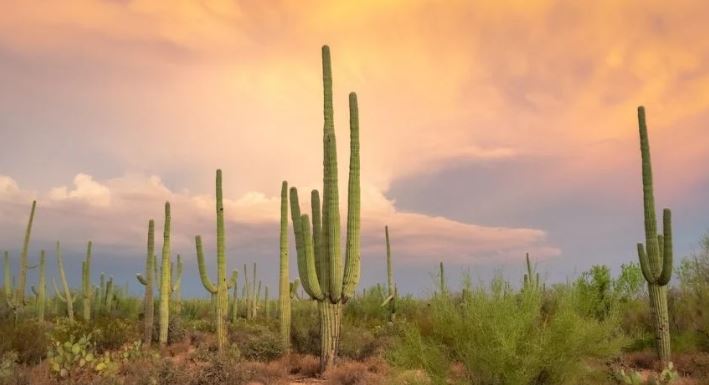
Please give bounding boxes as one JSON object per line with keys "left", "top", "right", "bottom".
{"left": 1, "top": 0, "right": 708, "bottom": 297}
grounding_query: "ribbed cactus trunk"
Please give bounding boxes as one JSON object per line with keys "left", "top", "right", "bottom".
{"left": 230, "top": 270, "right": 238, "bottom": 324}
{"left": 288, "top": 45, "right": 361, "bottom": 372}
{"left": 384, "top": 226, "right": 396, "bottom": 322}
{"left": 55, "top": 241, "right": 75, "bottom": 321}
{"left": 136, "top": 220, "right": 155, "bottom": 346}
{"left": 36, "top": 250, "right": 46, "bottom": 322}
{"left": 635, "top": 106, "right": 673, "bottom": 364}
{"left": 105, "top": 277, "right": 114, "bottom": 313}
{"left": 81, "top": 241, "right": 92, "bottom": 321}
{"left": 159, "top": 202, "right": 171, "bottom": 346}
{"left": 279, "top": 181, "right": 291, "bottom": 351}
{"left": 172, "top": 255, "right": 183, "bottom": 315}
{"left": 16, "top": 201, "right": 36, "bottom": 305}
{"left": 195, "top": 170, "right": 229, "bottom": 352}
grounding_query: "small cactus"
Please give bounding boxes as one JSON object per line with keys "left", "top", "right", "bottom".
{"left": 81, "top": 241, "right": 93, "bottom": 321}
{"left": 54, "top": 241, "right": 75, "bottom": 321}
{"left": 136, "top": 220, "right": 156, "bottom": 346}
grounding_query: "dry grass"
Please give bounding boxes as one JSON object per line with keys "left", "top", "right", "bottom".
{"left": 322, "top": 358, "right": 388, "bottom": 385}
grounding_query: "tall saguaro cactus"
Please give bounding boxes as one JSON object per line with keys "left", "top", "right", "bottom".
{"left": 278, "top": 181, "right": 291, "bottom": 351}
{"left": 195, "top": 170, "right": 230, "bottom": 352}
{"left": 55, "top": 241, "right": 75, "bottom": 321}
{"left": 288, "top": 45, "right": 361, "bottom": 372}
{"left": 81, "top": 241, "right": 93, "bottom": 321}
{"left": 635, "top": 106, "right": 673, "bottom": 364}
{"left": 159, "top": 202, "right": 172, "bottom": 346}
{"left": 136, "top": 220, "right": 155, "bottom": 346}
{"left": 16, "top": 201, "right": 36, "bottom": 305}
{"left": 230, "top": 270, "right": 239, "bottom": 324}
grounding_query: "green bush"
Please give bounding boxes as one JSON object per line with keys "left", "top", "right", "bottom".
{"left": 389, "top": 277, "right": 627, "bottom": 385}
{"left": 0, "top": 320, "right": 48, "bottom": 364}
{"left": 229, "top": 320, "right": 282, "bottom": 361}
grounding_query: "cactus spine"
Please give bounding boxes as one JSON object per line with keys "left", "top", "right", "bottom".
{"left": 278, "top": 181, "right": 291, "bottom": 351}
{"left": 288, "top": 45, "right": 361, "bottom": 372}
{"left": 16, "top": 201, "right": 36, "bottom": 305}
{"left": 159, "top": 202, "right": 171, "bottom": 346}
{"left": 81, "top": 241, "right": 92, "bottom": 321}
{"left": 635, "top": 106, "right": 673, "bottom": 364}
{"left": 55, "top": 241, "right": 75, "bottom": 321}
{"left": 195, "top": 169, "right": 229, "bottom": 352}
{"left": 136, "top": 220, "right": 155, "bottom": 346}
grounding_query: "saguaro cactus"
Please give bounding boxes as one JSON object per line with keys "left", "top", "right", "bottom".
{"left": 171, "top": 255, "right": 183, "bottom": 314}
{"left": 105, "top": 276, "right": 114, "bottom": 312}
{"left": 136, "top": 220, "right": 156, "bottom": 346}
{"left": 159, "top": 202, "right": 171, "bottom": 346}
{"left": 288, "top": 45, "right": 361, "bottom": 372}
{"left": 81, "top": 241, "right": 93, "bottom": 321}
{"left": 278, "top": 181, "right": 291, "bottom": 351}
{"left": 523, "top": 253, "right": 541, "bottom": 290}
{"left": 195, "top": 170, "right": 230, "bottom": 352}
{"left": 16, "top": 201, "right": 36, "bottom": 305}
{"left": 230, "top": 270, "right": 238, "bottom": 324}
{"left": 34, "top": 250, "right": 46, "bottom": 322}
{"left": 55, "top": 241, "right": 75, "bottom": 321}
{"left": 381, "top": 226, "right": 397, "bottom": 322}
{"left": 635, "top": 106, "right": 673, "bottom": 364}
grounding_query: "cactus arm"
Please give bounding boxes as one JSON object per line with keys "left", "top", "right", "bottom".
{"left": 195, "top": 236, "right": 218, "bottom": 294}
{"left": 311, "top": 190, "right": 328, "bottom": 294}
{"left": 342, "top": 92, "right": 361, "bottom": 301}
{"left": 301, "top": 214, "right": 325, "bottom": 300}
{"left": 16, "top": 200, "right": 36, "bottom": 304}
{"left": 657, "top": 209, "right": 673, "bottom": 285}
{"left": 56, "top": 241, "right": 75, "bottom": 320}
{"left": 637, "top": 243, "right": 656, "bottom": 283}
{"left": 380, "top": 294, "right": 394, "bottom": 307}
{"left": 53, "top": 278, "right": 67, "bottom": 302}
{"left": 136, "top": 274, "right": 148, "bottom": 286}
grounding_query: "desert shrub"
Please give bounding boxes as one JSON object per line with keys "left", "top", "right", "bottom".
{"left": 324, "top": 359, "right": 387, "bottom": 385}
{"left": 389, "top": 276, "right": 627, "bottom": 385}
{"left": 291, "top": 302, "right": 320, "bottom": 355}
{"left": 670, "top": 236, "right": 709, "bottom": 353}
{"left": 192, "top": 355, "right": 288, "bottom": 385}
{"left": 0, "top": 320, "right": 48, "bottom": 364}
{"left": 50, "top": 317, "right": 139, "bottom": 353}
{"left": 229, "top": 320, "right": 282, "bottom": 361}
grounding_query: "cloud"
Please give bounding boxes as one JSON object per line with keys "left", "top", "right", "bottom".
{"left": 0, "top": 173, "right": 557, "bottom": 266}
{"left": 48, "top": 173, "right": 111, "bottom": 207}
